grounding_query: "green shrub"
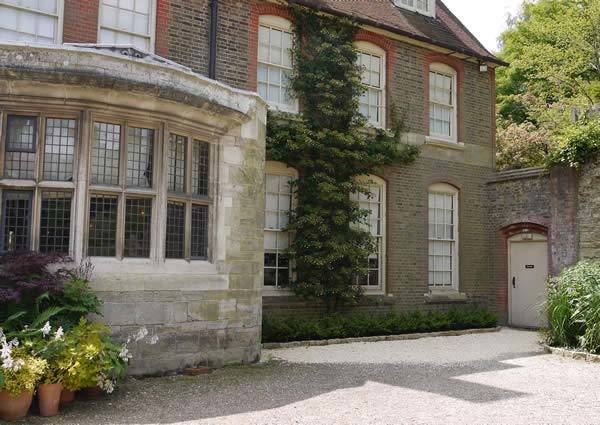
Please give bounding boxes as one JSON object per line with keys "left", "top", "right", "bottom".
{"left": 546, "top": 260, "right": 600, "bottom": 353}
{"left": 262, "top": 307, "right": 498, "bottom": 343}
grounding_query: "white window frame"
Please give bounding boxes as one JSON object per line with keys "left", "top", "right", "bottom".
{"left": 0, "top": 0, "right": 64, "bottom": 44}
{"left": 355, "top": 41, "right": 386, "bottom": 129}
{"left": 428, "top": 183, "right": 459, "bottom": 291}
{"left": 352, "top": 175, "right": 386, "bottom": 294}
{"left": 257, "top": 15, "right": 298, "bottom": 114}
{"left": 97, "top": 0, "right": 157, "bottom": 53}
{"left": 393, "top": 0, "right": 436, "bottom": 17}
{"left": 429, "top": 62, "right": 458, "bottom": 143}
{"left": 263, "top": 161, "right": 297, "bottom": 292}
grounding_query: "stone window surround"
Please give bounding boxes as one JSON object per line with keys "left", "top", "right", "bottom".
{"left": 355, "top": 41, "right": 387, "bottom": 129}
{"left": 0, "top": 105, "right": 218, "bottom": 271}
{"left": 97, "top": 0, "right": 157, "bottom": 53}
{"left": 0, "top": 0, "right": 65, "bottom": 44}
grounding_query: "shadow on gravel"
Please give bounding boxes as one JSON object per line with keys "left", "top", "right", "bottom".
{"left": 24, "top": 350, "right": 544, "bottom": 424}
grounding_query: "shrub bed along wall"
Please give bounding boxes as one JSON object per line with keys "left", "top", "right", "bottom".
{"left": 262, "top": 307, "right": 498, "bottom": 343}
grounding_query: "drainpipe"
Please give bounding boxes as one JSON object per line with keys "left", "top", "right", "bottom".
{"left": 208, "top": 0, "right": 219, "bottom": 80}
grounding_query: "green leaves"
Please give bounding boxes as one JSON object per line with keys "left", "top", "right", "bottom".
{"left": 266, "top": 5, "right": 418, "bottom": 310}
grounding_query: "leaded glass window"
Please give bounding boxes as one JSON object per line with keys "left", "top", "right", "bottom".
{"left": 91, "top": 122, "right": 121, "bottom": 185}
{"left": 39, "top": 191, "right": 72, "bottom": 254}
{"left": 1, "top": 191, "right": 32, "bottom": 252}
{"left": 124, "top": 198, "right": 152, "bottom": 258}
{"left": 191, "top": 204, "right": 208, "bottom": 259}
{"left": 88, "top": 195, "right": 118, "bottom": 257}
{"left": 192, "top": 141, "right": 209, "bottom": 197}
{"left": 165, "top": 201, "right": 185, "bottom": 259}
{"left": 5, "top": 116, "right": 37, "bottom": 179}
{"left": 126, "top": 127, "right": 153, "bottom": 188}
{"left": 168, "top": 134, "right": 186, "bottom": 193}
{"left": 264, "top": 174, "right": 292, "bottom": 287}
{"left": 43, "top": 118, "right": 76, "bottom": 181}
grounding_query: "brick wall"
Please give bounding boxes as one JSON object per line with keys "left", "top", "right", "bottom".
{"left": 487, "top": 167, "right": 579, "bottom": 322}
{"left": 63, "top": 0, "right": 99, "bottom": 43}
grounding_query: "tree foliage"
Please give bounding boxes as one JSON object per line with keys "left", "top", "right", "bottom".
{"left": 267, "top": 5, "right": 418, "bottom": 311}
{"left": 496, "top": 0, "right": 600, "bottom": 169}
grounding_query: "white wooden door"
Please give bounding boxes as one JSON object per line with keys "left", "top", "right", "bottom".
{"left": 509, "top": 236, "right": 549, "bottom": 328}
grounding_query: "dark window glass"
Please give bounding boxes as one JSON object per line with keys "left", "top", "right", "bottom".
{"left": 2, "top": 191, "right": 32, "bottom": 252}
{"left": 88, "top": 195, "right": 118, "bottom": 256}
{"left": 40, "top": 191, "right": 72, "bottom": 254}
{"left": 127, "top": 127, "right": 154, "bottom": 188}
{"left": 166, "top": 202, "right": 185, "bottom": 259}
{"left": 43, "top": 118, "right": 76, "bottom": 181}
{"left": 124, "top": 198, "right": 152, "bottom": 258}
{"left": 91, "top": 122, "right": 121, "bottom": 185}
{"left": 192, "top": 141, "right": 209, "bottom": 196}
{"left": 191, "top": 204, "right": 208, "bottom": 259}
{"left": 168, "top": 134, "right": 186, "bottom": 193}
{"left": 5, "top": 116, "right": 37, "bottom": 179}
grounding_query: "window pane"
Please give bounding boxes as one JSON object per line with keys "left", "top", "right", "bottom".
{"left": 0, "top": 4, "right": 58, "bottom": 43}
{"left": 5, "top": 115, "right": 37, "bottom": 179}
{"left": 192, "top": 141, "right": 209, "bottom": 196}
{"left": 44, "top": 118, "right": 77, "bottom": 181}
{"left": 191, "top": 204, "right": 208, "bottom": 259}
{"left": 91, "top": 122, "right": 121, "bottom": 185}
{"left": 166, "top": 201, "right": 185, "bottom": 259}
{"left": 40, "top": 191, "right": 72, "bottom": 254}
{"left": 124, "top": 198, "right": 152, "bottom": 258}
{"left": 88, "top": 195, "right": 118, "bottom": 257}
{"left": 168, "top": 134, "right": 186, "bottom": 193}
{"left": 2, "top": 191, "right": 32, "bottom": 252}
{"left": 127, "top": 127, "right": 154, "bottom": 188}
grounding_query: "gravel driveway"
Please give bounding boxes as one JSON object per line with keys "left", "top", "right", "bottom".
{"left": 23, "top": 328, "right": 600, "bottom": 425}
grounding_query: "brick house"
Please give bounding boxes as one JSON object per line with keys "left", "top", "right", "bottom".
{"left": 0, "top": 0, "right": 524, "bottom": 374}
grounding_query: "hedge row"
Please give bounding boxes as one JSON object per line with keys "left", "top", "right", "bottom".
{"left": 262, "top": 307, "right": 498, "bottom": 343}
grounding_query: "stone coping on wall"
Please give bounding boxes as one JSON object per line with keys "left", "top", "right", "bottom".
{"left": 543, "top": 345, "right": 600, "bottom": 363}
{"left": 262, "top": 326, "right": 502, "bottom": 349}
{"left": 488, "top": 167, "right": 548, "bottom": 183}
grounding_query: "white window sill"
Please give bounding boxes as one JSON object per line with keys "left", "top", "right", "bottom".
{"left": 424, "top": 288, "right": 468, "bottom": 303}
{"left": 267, "top": 102, "right": 299, "bottom": 115}
{"left": 425, "top": 137, "right": 464, "bottom": 151}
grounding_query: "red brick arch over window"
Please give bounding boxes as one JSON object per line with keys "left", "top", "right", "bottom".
{"left": 248, "top": 1, "right": 294, "bottom": 92}
{"left": 424, "top": 53, "right": 465, "bottom": 140}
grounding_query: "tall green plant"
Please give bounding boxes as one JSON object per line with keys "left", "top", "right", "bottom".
{"left": 267, "top": 5, "right": 418, "bottom": 311}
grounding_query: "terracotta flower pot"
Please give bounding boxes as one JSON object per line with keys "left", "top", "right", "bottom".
{"left": 60, "top": 388, "right": 75, "bottom": 405}
{"left": 81, "top": 386, "right": 102, "bottom": 398}
{"left": 38, "top": 383, "right": 62, "bottom": 417}
{"left": 0, "top": 390, "right": 33, "bottom": 421}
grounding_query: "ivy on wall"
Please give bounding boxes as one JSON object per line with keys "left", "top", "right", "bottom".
{"left": 266, "top": 5, "right": 419, "bottom": 311}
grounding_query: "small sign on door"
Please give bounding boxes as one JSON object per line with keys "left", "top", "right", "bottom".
{"left": 525, "top": 265, "right": 535, "bottom": 269}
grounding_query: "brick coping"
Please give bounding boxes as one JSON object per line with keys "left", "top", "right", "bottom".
{"left": 262, "top": 326, "right": 502, "bottom": 350}
{"left": 543, "top": 345, "right": 600, "bottom": 363}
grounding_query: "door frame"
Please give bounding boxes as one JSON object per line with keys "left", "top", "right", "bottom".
{"left": 499, "top": 222, "right": 549, "bottom": 326}
{"left": 507, "top": 232, "right": 549, "bottom": 328}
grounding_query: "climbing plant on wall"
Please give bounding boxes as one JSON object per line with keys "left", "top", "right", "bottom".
{"left": 267, "top": 5, "right": 419, "bottom": 311}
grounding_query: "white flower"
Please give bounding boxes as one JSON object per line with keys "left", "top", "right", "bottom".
{"left": 0, "top": 343, "right": 12, "bottom": 360}
{"left": 54, "top": 327, "right": 64, "bottom": 340}
{"left": 12, "top": 359, "right": 24, "bottom": 372}
{"left": 147, "top": 335, "right": 159, "bottom": 345}
{"left": 41, "top": 322, "right": 51, "bottom": 337}
{"left": 133, "top": 327, "right": 148, "bottom": 342}
{"left": 9, "top": 338, "right": 18, "bottom": 347}
{"left": 2, "top": 356, "right": 14, "bottom": 370}
{"left": 97, "top": 374, "right": 115, "bottom": 394}
{"left": 119, "top": 346, "right": 132, "bottom": 362}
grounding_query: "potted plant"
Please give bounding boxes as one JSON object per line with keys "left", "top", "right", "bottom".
{"left": 33, "top": 323, "right": 68, "bottom": 417}
{"left": 0, "top": 331, "right": 46, "bottom": 421}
